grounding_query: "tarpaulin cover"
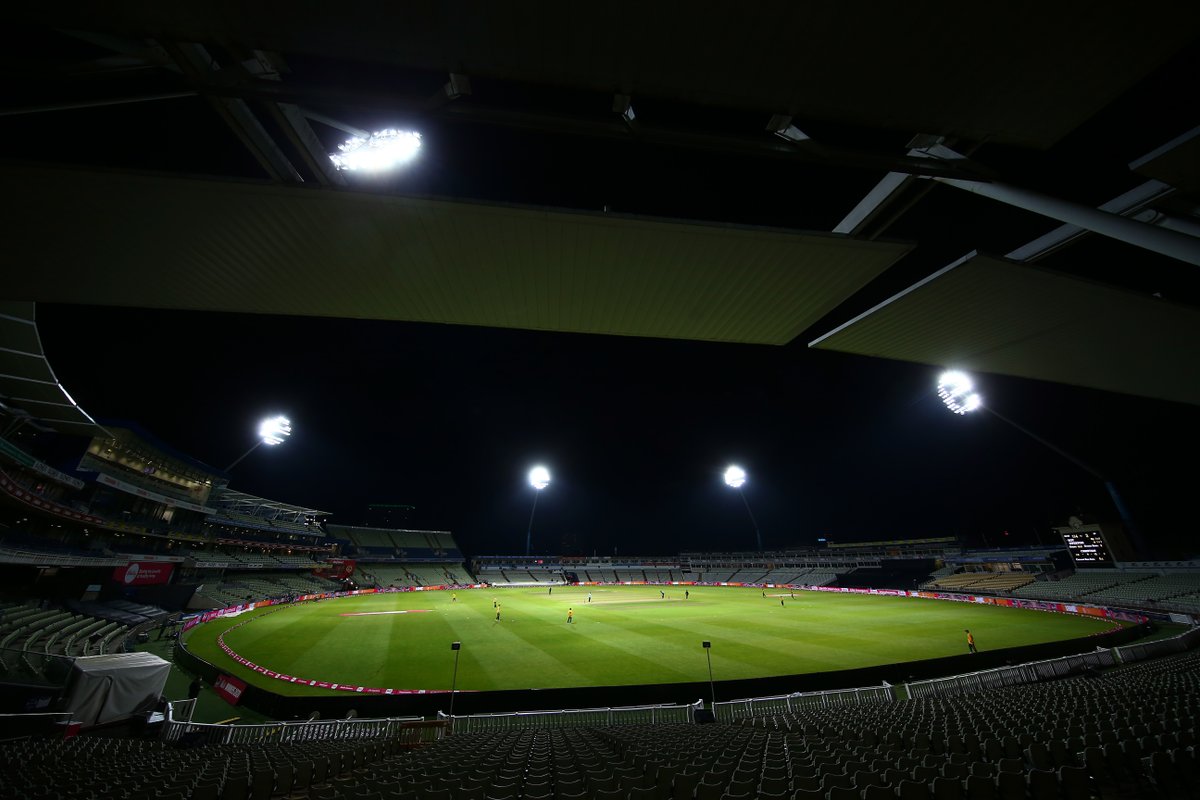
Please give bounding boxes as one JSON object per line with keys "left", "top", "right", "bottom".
{"left": 64, "top": 652, "right": 170, "bottom": 726}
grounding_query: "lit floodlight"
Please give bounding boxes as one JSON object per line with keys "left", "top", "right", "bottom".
{"left": 258, "top": 415, "right": 292, "bottom": 446}
{"left": 329, "top": 129, "right": 422, "bottom": 172}
{"left": 937, "top": 371, "right": 983, "bottom": 415}
{"left": 529, "top": 465, "right": 551, "bottom": 490}
{"left": 724, "top": 465, "right": 747, "bottom": 489}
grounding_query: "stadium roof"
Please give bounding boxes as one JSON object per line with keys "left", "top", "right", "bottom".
{"left": 0, "top": 302, "right": 110, "bottom": 438}
{"left": 810, "top": 253, "right": 1200, "bottom": 407}
{"left": 2, "top": 5, "right": 1199, "bottom": 403}
{"left": 0, "top": 163, "right": 909, "bottom": 346}
{"left": 210, "top": 487, "right": 329, "bottom": 519}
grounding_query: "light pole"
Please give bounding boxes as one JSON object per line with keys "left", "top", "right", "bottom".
{"left": 525, "top": 465, "right": 550, "bottom": 556}
{"left": 448, "top": 641, "right": 462, "bottom": 725}
{"left": 224, "top": 415, "right": 292, "bottom": 471}
{"left": 724, "top": 466, "right": 762, "bottom": 551}
{"left": 936, "top": 371, "right": 1143, "bottom": 554}
{"left": 702, "top": 640, "right": 716, "bottom": 708}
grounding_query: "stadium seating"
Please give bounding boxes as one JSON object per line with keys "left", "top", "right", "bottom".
{"left": 191, "top": 572, "right": 341, "bottom": 608}
{"left": 9, "top": 648, "right": 1193, "bottom": 800}
{"left": 1012, "top": 571, "right": 1153, "bottom": 602}
{"left": 1082, "top": 572, "right": 1200, "bottom": 607}
{"left": 923, "top": 572, "right": 1036, "bottom": 593}
{"left": 0, "top": 733, "right": 405, "bottom": 800}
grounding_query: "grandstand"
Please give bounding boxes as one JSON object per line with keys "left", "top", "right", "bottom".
{"left": 3, "top": 633, "right": 1197, "bottom": 800}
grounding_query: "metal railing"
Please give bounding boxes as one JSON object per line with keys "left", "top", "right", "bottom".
{"left": 714, "top": 685, "right": 896, "bottom": 722}
{"left": 161, "top": 701, "right": 435, "bottom": 745}
{"left": 905, "top": 649, "right": 1118, "bottom": 699}
{"left": 442, "top": 700, "right": 702, "bottom": 733}
{"left": 904, "top": 626, "right": 1199, "bottom": 699}
{"left": 1112, "top": 624, "right": 1200, "bottom": 663}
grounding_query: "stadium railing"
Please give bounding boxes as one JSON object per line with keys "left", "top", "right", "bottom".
{"left": 441, "top": 699, "right": 703, "bottom": 733}
{"left": 708, "top": 625, "right": 1199, "bottom": 719}
{"left": 903, "top": 624, "right": 1199, "bottom": 699}
{"left": 713, "top": 684, "right": 896, "bottom": 722}
{"left": 161, "top": 702, "right": 436, "bottom": 745}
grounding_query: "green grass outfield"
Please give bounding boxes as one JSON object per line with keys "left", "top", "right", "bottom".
{"left": 183, "top": 585, "right": 1121, "bottom": 697}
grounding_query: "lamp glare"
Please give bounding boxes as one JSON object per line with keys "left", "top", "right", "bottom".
{"left": 529, "top": 465, "right": 551, "bottom": 490}
{"left": 724, "top": 465, "right": 746, "bottom": 489}
{"left": 937, "top": 371, "right": 982, "bottom": 415}
{"left": 330, "top": 129, "right": 421, "bottom": 172}
{"left": 258, "top": 415, "right": 292, "bottom": 446}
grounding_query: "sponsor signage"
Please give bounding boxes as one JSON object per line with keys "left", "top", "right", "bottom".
{"left": 212, "top": 674, "right": 247, "bottom": 705}
{"left": 0, "top": 439, "right": 86, "bottom": 489}
{"left": 0, "top": 473, "right": 103, "bottom": 523}
{"left": 112, "top": 561, "right": 175, "bottom": 585}
{"left": 94, "top": 472, "right": 216, "bottom": 514}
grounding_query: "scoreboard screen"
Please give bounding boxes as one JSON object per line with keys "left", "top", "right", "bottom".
{"left": 1062, "top": 528, "right": 1114, "bottom": 567}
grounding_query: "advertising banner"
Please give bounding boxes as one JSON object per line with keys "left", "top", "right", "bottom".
{"left": 112, "top": 561, "right": 175, "bottom": 585}
{"left": 212, "top": 674, "right": 247, "bottom": 705}
{"left": 94, "top": 472, "right": 215, "bottom": 514}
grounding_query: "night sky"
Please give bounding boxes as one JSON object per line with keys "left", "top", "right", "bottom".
{"left": 34, "top": 303, "right": 1200, "bottom": 561}
{"left": 8, "top": 21, "right": 1200, "bottom": 561}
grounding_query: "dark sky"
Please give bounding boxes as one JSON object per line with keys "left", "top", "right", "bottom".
{"left": 34, "top": 303, "right": 1200, "bottom": 561}
{"left": 9, "top": 22, "right": 1200, "bottom": 561}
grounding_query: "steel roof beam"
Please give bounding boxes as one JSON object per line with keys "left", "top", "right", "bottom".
{"left": 1005, "top": 180, "right": 1175, "bottom": 262}
{"left": 833, "top": 171, "right": 912, "bottom": 235}
{"left": 243, "top": 51, "right": 345, "bottom": 187}
{"left": 915, "top": 144, "right": 1200, "bottom": 267}
{"left": 163, "top": 42, "right": 302, "bottom": 183}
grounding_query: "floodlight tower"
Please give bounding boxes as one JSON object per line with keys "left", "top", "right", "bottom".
{"left": 724, "top": 465, "right": 762, "bottom": 551}
{"left": 224, "top": 415, "right": 292, "bottom": 471}
{"left": 935, "top": 370, "right": 1142, "bottom": 552}
{"left": 525, "top": 465, "right": 551, "bottom": 556}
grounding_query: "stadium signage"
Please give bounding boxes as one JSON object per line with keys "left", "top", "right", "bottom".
{"left": 0, "top": 473, "right": 103, "bottom": 523}
{"left": 94, "top": 472, "right": 216, "bottom": 514}
{"left": 0, "top": 439, "right": 86, "bottom": 488}
{"left": 112, "top": 561, "right": 175, "bottom": 585}
{"left": 212, "top": 674, "right": 247, "bottom": 705}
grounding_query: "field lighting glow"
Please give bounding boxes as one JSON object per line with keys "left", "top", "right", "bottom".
{"left": 329, "top": 129, "right": 422, "bottom": 172}
{"left": 258, "top": 415, "right": 292, "bottom": 446}
{"left": 724, "top": 465, "right": 747, "bottom": 489}
{"left": 529, "top": 465, "right": 551, "bottom": 490}
{"left": 937, "top": 371, "right": 982, "bottom": 415}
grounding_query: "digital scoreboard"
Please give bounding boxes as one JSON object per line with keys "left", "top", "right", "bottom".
{"left": 1061, "top": 528, "right": 1115, "bottom": 567}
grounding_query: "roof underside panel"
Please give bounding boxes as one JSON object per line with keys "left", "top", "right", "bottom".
{"left": 0, "top": 165, "right": 910, "bottom": 346}
{"left": 0, "top": 301, "right": 104, "bottom": 435}
{"left": 809, "top": 253, "right": 1200, "bottom": 407}
{"left": 21, "top": 2, "right": 1200, "bottom": 148}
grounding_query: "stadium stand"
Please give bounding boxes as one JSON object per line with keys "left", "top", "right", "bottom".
{"left": 1012, "top": 571, "right": 1154, "bottom": 602}
{"left": 0, "top": 733, "right": 428, "bottom": 800}
{"left": 1081, "top": 573, "right": 1200, "bottom": 607}
{"left": 8, "top": 645, "right": 1195, "bottom": 800}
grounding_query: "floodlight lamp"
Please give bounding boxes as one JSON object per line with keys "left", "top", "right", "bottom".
{"left": 937, "top": 371, "right": 982, "bottom": 415}
{"left": 258, "top": 415, "right": 292, "bottom": 446}
{"left": 724, "top": 465, "right": 746, "bottom": 489}
{"left": 529, "top": 465, "right": 551, "bottom": 490}
{"left": 329, "top": 129, "right": 421, "bottom": 172}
